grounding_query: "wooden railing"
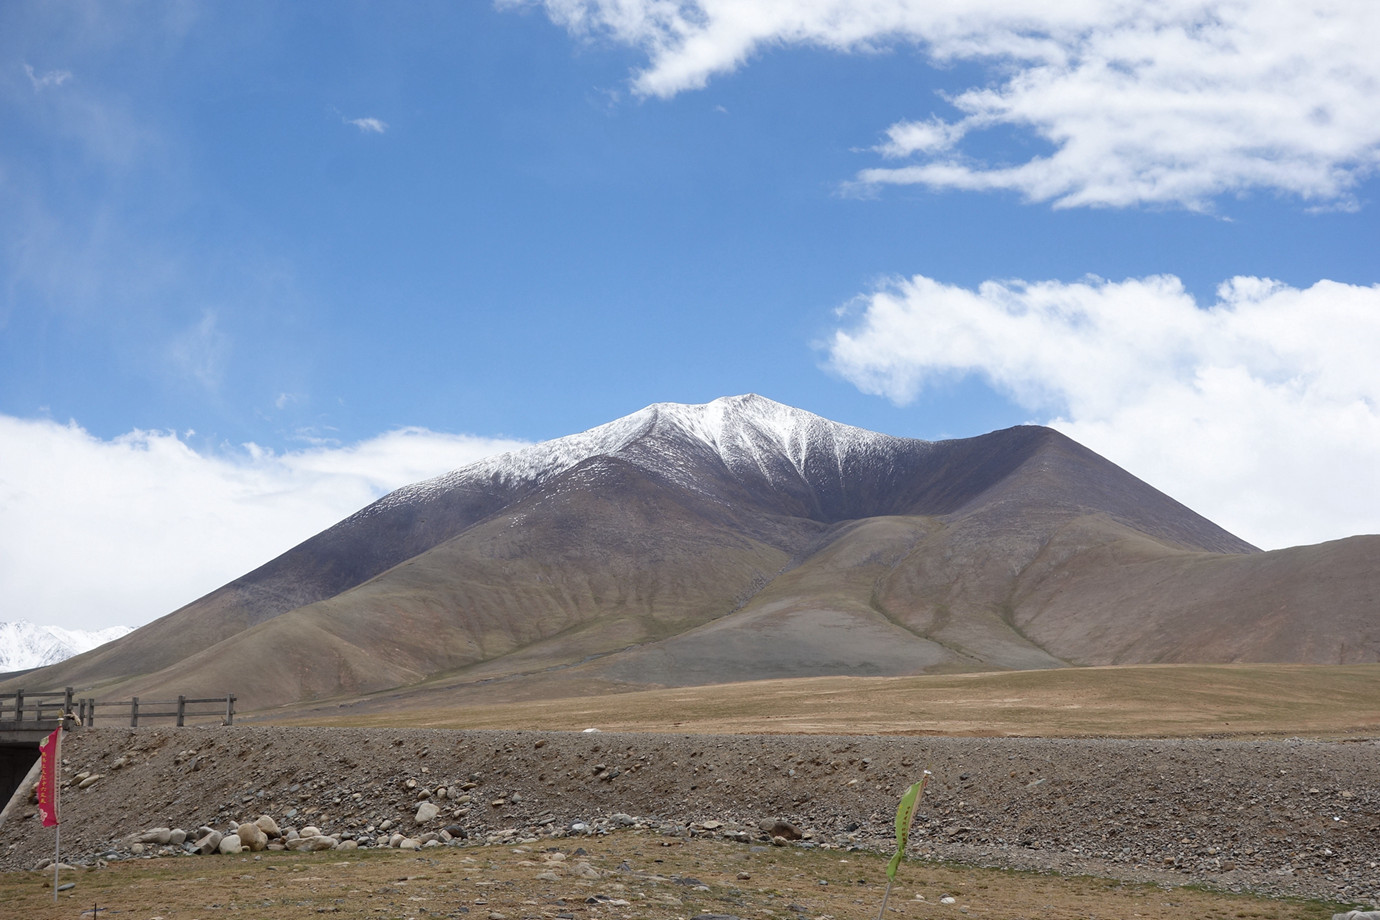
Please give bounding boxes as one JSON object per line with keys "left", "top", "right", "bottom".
{"left": 2, "top": 690, "right": 235, "bottom": 727}
{"left": 88, "top": 694, "right": 236, "bottom": 727}
{"left": 0, "top": 688, "right": 75, "bottom": 722}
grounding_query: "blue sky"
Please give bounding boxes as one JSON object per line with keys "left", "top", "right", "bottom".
{"left": 3, "top": 1, "right": 1379, "bottom": 629}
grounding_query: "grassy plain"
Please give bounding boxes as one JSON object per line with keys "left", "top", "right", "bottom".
{"left": 270, "top": 662, "right": 1380, "bottom": 738}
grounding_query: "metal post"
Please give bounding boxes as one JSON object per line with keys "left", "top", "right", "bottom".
{"left": 130, "top": 697, "right": 139, "bottom": 728}
{"left": 176, "top": 696, "right": 186, "bottom": 727}
{"left": 64, "top": 687, "right": 74, "bottom": 719}
{"left": 87, "top": 699, "right": 96, "bottom": 728}
{"left": 225, "top": 694, "right": 235, "bottom": 726}
{"left": 14, "top": 690, "right": 22, "bottom": 722}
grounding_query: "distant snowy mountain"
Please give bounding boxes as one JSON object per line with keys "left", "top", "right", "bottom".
{"left": 0, "top": 620, "right": 133, "bottom": 673}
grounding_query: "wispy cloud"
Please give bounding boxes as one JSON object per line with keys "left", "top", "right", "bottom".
{"left": 345, "top": 116, "right": 388, "bottom": 134}
{"left": 826, "top": 273, "right": 1380, "bottom": 550}
{"left": 514, "top": 1, "right": 1380, "bottom": 210}
{"left": 168, "top": 309, "right": 231, "bottom": 391}
{"left": 23, "top": 63, "right": 73, "bottom": 92}
{"left": 0, "top": 417, "right": 529, "bottom": 630}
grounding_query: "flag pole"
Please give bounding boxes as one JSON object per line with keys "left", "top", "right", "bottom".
{"left": 38, "top": 724, "right": 63, "bottom": 901}
{"left": 52, "top": 725, "right": 61, "bottom": 901}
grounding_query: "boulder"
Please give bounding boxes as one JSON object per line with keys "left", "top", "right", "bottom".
{"left": 416, "top": 802, "right": 441, "bottom": 824}
{"left": 286, "top": 835, "right": 336, "bottom": 852}
{"left": 758, "top": 819, "right": 802, "bottom": 840}
{"left": 236, "top": 821, "right": 268, "bottom": 852}
{"left": 218, "top": 834, "right": 242, "bottom": 855}
{"left": 194, "top": 830, "right": 223, "bottom": 855}
{"left": 255, "top": 815, "right": 281, "bottom": 838}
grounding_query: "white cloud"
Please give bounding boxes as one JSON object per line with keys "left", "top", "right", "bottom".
{"left": 514, "top": 0, "right": 1380, "bottom": 209}
{"left": 874, "top": 118, "right": 965, "bottom": 158}
{"left": 23, "top": 63, "right": 73, "bottom": 92}
{"left": 826, "top": 273, "right": 1380, "bottom": 550}
{"left": 0, "top": 417, "right": 528, "bottom": 631}
{"left": 345, "top": 116, "right": 388, "bottom": 134}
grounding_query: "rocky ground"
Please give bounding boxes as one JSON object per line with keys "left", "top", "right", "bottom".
{"left": 2, "top": 726, "right": 1377, "bottom": 908}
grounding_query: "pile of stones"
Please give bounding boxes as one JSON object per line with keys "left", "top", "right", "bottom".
{"left": 119, "top": 811, "right": 808, "bottom": 860}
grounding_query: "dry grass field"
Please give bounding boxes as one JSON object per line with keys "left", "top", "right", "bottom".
{"left": 268, "top": 663, "right": 1380, "bottom": 738}
{"left": 1, "top": 829, "right": 1351, "bottom": 920}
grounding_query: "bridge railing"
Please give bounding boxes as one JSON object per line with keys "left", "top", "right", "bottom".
{"left": 82, "top": 694, "right": 236, "bottom": 727}
{"left": 2, "top": 690, "right": 236, "bottom": 727}
{"left": 0, "top": 688, "right": 74, "bottom": 723}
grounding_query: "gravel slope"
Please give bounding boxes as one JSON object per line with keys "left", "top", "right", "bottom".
{"left": 2, "top": 726, "right": 1377, "bottom": 907}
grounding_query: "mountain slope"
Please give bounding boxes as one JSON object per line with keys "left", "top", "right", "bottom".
{"left": 11, "top": 394, "right": 1373, "bottom": 712}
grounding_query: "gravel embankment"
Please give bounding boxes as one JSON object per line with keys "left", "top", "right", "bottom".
{"left": 2, "top": 726, "right": 1376, "bottom": 906}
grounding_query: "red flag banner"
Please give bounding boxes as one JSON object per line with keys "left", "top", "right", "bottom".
{"left": 36, "top": 727, "right": 60, "bottom": 827}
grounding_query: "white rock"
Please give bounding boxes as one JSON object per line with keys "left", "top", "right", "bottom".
{"left": 416, "top": 802, "right": 441, "bottom": 824}
{"left": 285, "top": 835, "right": 336, "bottom": 852}
{"left": 570, "top": 861, "right": 601, "bottom": 880}
{"left": 218, "top": 834, "right": 243, "bottom": 855}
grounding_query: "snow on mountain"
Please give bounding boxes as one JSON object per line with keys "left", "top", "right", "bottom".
{"left": 0, "top": 620, "right": 133, "bottom": 673}
{"left": 370, "top": 394, "right": 920, "bottom": 512}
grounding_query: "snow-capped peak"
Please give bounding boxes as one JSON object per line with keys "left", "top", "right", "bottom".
{"left": 0, "top": 620, "right": 133, "bottom": 673}
{"left": 372, "top": 395, "right": 915, "bottom": 511}
{"left": 642, "top": 394, "right": 906, "bottom": 478}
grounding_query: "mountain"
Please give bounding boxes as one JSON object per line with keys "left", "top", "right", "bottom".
{"left": 0, "top": 620, "right": 134, "bottom": 674}
{"left": 6, "top": 395, "right": 1376, "bottom": 711}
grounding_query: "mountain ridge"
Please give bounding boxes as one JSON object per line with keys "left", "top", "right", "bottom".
{"left": 8, "top": 394, "right": 1371, "bottom": 713}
